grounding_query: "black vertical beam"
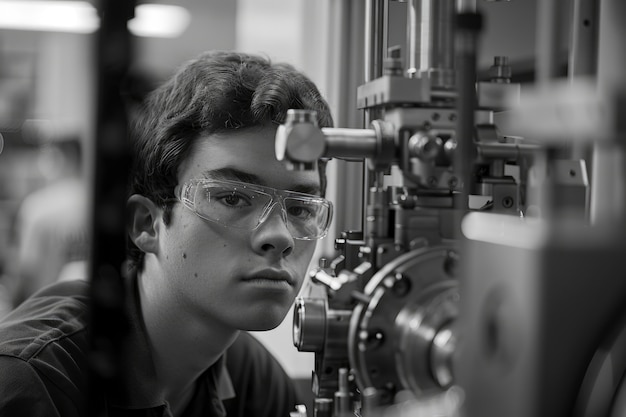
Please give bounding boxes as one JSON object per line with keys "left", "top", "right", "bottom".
{"left": 88, "top": 1, "right": 135, "bottom": 415}
{"left": 454, "top": 10, "right": 482, "bottom": 215}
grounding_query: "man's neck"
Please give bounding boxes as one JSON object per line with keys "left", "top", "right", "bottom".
{"left": 136, "top": 269, "right": 239, "bottom": 412}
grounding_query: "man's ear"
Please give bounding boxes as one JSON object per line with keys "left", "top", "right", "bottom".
{"left": 127, "top": 194, "right": 162, "bottom": 255}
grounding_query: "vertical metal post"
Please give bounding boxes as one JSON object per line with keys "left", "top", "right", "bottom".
{"left": 535, "top": 0, "right": 567, "bottom": 84}
{"left": 363, "top": 0, "right": 386, "bottom": 242}
{"left": 364, "top": 0, "right": 386, "bottom": 83}
{"left": 568, "top": 0, "right": 599, "bottom": 186}
{"left": 569, "top": 0, "right": 599, "bottom": 78}
{"left": 590, "top": 0, "right": 626, "bottom": 226}
{"left": 406, "top": 0, "right": 420, "bottom": 76}
{"left": 88, "top": 0, "right": 134, "bottom": 414}
{"left": 321, "top": 0, "right": 366, "bottom": 256}
{"left": 454, "top": 11, "right": 482, "bottom": 214}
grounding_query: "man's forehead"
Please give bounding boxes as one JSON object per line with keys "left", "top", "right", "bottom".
{"left": 200, "top": 167, "right": 321, "bottom": 195}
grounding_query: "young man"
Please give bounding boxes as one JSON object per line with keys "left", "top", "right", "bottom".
{"left": 0, "top": 51, "right": 334, "bottom": 417}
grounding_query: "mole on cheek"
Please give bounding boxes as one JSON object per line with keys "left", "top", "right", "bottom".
{"left": 183, "top": 252, "right": 187, "bottom": 259}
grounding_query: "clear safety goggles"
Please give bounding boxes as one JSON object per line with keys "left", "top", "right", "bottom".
{"left": 176, "top": 179, "right": 333, "bottom": 240}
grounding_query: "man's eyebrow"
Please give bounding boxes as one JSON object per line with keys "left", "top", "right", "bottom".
{"left": 290, "top": 184, "right": 321, "bottom": 195}
{"left": 201, "top": 168, "right": 260, "bottom": 184}
{"left": 201, "top": 167, "right": 321, "bottom": 195}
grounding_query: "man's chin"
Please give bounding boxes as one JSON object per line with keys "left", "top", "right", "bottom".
{"left": 242, "top": 309, "right": 289, "bottom": 331}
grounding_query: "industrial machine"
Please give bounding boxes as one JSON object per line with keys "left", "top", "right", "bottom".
{"left": 276, "top": 1, "right": 626, "bottom": 416}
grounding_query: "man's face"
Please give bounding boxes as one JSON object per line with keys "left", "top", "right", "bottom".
{"left": 154, "top": 125, "right": 321, "bottom": 331}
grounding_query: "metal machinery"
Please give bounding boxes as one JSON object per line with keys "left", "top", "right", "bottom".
{"left": 276, "top": 0, "right": 626, "bottom": 416}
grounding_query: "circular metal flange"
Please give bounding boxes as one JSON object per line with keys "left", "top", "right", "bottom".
{"left": 347, "top": 243, "right": 459, "bottom": 403}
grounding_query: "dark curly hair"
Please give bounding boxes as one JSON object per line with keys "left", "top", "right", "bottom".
{"left": 127, "top": 50, "right": 334, "bottom": 269}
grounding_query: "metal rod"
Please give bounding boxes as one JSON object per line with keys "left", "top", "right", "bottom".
{"left": 476, "top": 142, "right": 542, "bottom": 160}
{"left": 568, "top": 0, "right": 599, "bottom": 166}
{"left": 89, "top": 0, "right": 134, "bottom": 414}
{"left": 363, "top": 0, "right": 386, "bottom": 242}
{"left": 427, "top": 0, "right": 456, "bottom": 89}
{"left": 321, "top": 128, "right": 378, "bottom": 159}
{"left": 535, "top": 0, "right": 566, "bottom": 84}
{"left": 364, "top": 0, "right": 385, "bottom": 83}
{"left": 406, "top": 0, "right": 420, "bottom": 76}
{"left": 590, "top": 0, "right": 626, "bottom": 226}
{"left": 455, "top": 12, "right": 482, "bottom": 213}
{"left": 569, "top": 0, "right": 599, "bottom": 78}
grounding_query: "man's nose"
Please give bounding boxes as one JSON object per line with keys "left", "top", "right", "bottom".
{"left": 259, "top": 200, "right": 287, "bottom": 225}
{"left": 253, "top": 202, "right": 294, "bottom": 256}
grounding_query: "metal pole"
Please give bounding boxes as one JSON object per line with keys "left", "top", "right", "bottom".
{"left": 364, "top": 0, "right": 385, "bottom": 83}
{"left": 535, "top": 0, "right": 567, "bottom": 84}
{"left": 455, "top": 11, "right": 482, "bottom": 214}
{"left": 590, "top": 0, "right": 626, "bottom": 226}
{"left": 569, "top": 0, "right": 599, "bottom": 78}
{"left": 88, "top": 0, "right": 134, "bottom": 414}
{"left": 363, "top": 0, "right": 386, "bottom": 241}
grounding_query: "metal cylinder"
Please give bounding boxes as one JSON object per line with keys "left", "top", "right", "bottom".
{"left": 293, "top": 298, "right": 327, "bottom": 352}
{"left": 406, "top": 0, "right": 456, "bottom": 89}
{"left": 365, "top": 0, "right": 385, "bottom": 82}
{"left": 321, "top": 127, "right": 378, "bottom": 158}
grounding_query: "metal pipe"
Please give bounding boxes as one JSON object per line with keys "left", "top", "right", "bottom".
{"left": 89, "top": 0, "right": 135, "bottom": 414}
{"left": 569, "top": 0, "right": 599, "bottom": 78}
{"left": 428, "top": 0, "right": 456, "bottom": 88}
{"left": 568, "top": 0, "right": 599, "bottom": 164}
{"left": 407, "top": 0, "right": 456, "bottom": 90}
{"left": 363, "top": 0, "right": 386, "bottom": 242}
{"left": 322, "top": 128, "right": 378, "bottom": 159}
{"left": 455, "top": 11, "right": 482, "bottom": 213}
{"left": 476, "top": 142, "right": 541, "bottom": 161}
{"left": 406, "top": 0, "right": 420, "bottom": 77}
{"left": 590, "top": 0, "right": 626, "bottom": 227}
{"left": 535, "top": 0, "right": 567, "bottom": 84}
{"left": 364, "top": 0, "right": 385, "bottom": 82}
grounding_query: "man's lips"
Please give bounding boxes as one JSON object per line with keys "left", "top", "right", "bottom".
{"left": 243, "top": 269, "right": 295, "bottom": 286}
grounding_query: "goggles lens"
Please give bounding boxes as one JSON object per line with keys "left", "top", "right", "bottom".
{"left": 179, "top": 179, "right": 333, "bottom": 240}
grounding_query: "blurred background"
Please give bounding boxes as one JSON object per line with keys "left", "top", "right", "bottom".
{"left": 0, "top": 0, "right": 555, "bottom": 384}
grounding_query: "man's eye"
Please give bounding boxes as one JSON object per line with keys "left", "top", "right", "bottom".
{"left": 216, "top": 192, "right": 251, "bottom": 208}
{"left": 287, "top": 205, "right": 313, "bottom": 219}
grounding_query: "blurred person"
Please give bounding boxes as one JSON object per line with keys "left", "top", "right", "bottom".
{"left": 9, "top": 135, "right": 88, "bottom": 307}
{"left": 0, "top": 50, "right": 333, "bottom": 417}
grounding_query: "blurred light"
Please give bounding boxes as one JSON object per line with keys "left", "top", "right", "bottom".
{"left": 129, "top": 4, "right": 191, "bottom": 38}
{"left": 461, "top": 212, "right": 547, "bottom": 249}
{"left": 0, "top": 1, "right": 98, "bottom": 34}
{"left": 0, "top": 1, "right": 190, "bottom": 38}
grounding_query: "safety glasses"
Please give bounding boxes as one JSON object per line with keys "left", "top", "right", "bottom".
{"left": 176, "top": 179, "right": 333, "bottom": 240}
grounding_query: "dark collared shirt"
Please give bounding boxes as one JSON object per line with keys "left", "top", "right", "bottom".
{"left": 0, "top": 279, "right": 300, "bottom": 416}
